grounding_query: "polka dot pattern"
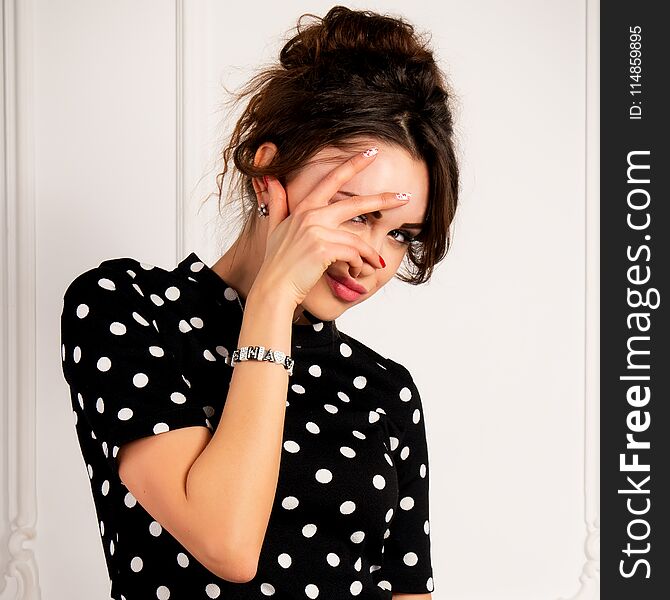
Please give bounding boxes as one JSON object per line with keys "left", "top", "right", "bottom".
{"left": 60, "top": 252, "right": 434, "bottom": 597}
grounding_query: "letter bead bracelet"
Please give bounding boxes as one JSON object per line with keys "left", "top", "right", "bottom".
{"left": 227, "top": 345, "right": 295, "bottom": 376}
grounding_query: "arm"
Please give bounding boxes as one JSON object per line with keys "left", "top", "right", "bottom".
{"left": 116, "top": 283, "right": 296, "bottom": 582}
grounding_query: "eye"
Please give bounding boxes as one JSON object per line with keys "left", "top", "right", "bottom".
{"left": 349, "top": 214, "right": 416, "bottom": 246}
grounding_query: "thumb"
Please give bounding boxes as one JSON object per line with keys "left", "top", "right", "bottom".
{"left": 265, "top": 176, "right": 289, "bottom": 238}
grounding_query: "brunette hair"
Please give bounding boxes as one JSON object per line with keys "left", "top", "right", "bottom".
{"left": 211, "top": 5, "right": 460, "bottom": 285}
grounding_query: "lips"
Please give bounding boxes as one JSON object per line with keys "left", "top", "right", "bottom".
{"left": 326, "top": 272, "right": 368, "bottom": 294}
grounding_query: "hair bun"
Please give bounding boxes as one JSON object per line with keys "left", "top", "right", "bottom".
{"left": 279, "top": 5, "right": 429, "bottom": 71}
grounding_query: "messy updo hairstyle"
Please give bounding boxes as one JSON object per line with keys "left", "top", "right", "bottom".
{"left": 212, "top": 5, "right": 460, "bottom": 285}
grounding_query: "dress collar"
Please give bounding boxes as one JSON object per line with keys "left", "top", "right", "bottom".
{"left": 177, "top": 251, "right": 340, "bottom": 348}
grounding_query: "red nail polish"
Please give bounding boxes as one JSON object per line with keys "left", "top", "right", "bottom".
{"left": 379, "top": 254, "right": 386, "bottom": 268}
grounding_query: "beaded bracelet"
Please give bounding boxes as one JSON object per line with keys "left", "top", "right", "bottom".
{"left": 227, "top": 345, "right": 295, "bottom": 376}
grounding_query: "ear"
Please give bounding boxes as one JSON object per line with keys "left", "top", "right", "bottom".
{"left": 251, "top": 141, "right": 279, "bottom": 196}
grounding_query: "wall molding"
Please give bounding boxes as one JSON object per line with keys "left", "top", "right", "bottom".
{"left": 0, "top": 0, "right": 41, "bottom": 599}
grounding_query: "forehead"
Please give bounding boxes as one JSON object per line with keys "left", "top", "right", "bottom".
{"left": 303, "top": 142, "right": 430, "bottom": 221}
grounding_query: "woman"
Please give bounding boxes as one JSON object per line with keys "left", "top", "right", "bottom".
{"left": 60, "top": 6, "right": 459, "bottom": 599}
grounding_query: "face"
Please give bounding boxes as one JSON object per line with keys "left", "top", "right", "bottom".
{"left": 283, "top": 140, "right": 429, "bottom": 322}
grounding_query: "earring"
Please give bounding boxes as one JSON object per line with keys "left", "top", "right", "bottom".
{"left": 257, "top": 202, "right": 269, "bottom": 217}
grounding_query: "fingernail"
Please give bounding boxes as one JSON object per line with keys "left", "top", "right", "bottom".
{"left": 362, "top": 147, "right": 379, "bottom": 158}
{"left": 263, "top": 175, "right": 269, "bottom": 187}
{"left": 379, "top": 254, "right": 386, "bottom": 268}
{"left": 395, "top": 192, "right": 412, "bottom": 201}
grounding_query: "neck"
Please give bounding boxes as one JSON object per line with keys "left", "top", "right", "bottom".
{"left": 210, "top": 217, "right": 313, "bottom": 326}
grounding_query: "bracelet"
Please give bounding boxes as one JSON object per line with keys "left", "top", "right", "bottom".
{"left": 227, "top": 345, "right": 295, "bottom": 376}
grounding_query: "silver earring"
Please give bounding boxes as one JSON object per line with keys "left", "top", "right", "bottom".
{"left": 257, "top": 202, "right": 269, "bottom": 217}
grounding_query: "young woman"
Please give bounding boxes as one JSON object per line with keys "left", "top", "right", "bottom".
{"left": 60, "top": 6, "right": 459, "bottom": 599}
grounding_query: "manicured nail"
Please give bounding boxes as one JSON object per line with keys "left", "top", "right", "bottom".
{"left": 362, "top": 147, "right": 379, "bottom": 158}
{"left": 379, "top": 254, "right": 386, "bottom": 268}
{"left": 395, "top": 192, "right": 412, "bottom": 201}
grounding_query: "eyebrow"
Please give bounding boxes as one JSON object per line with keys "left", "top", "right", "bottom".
{"left": 336, "top": 189, "right": 425, "bottom": 230}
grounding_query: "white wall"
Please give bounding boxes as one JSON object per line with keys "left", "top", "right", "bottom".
{"left": 1, "top": 0, "right": 599, "bottom": 598}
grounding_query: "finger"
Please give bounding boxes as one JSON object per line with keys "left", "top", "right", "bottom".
{"left": 264, "top": 176, "right": 289, "bottom": 239}
{"left": 297, "top": 146, "right": 380, "bottom": 212}
{"left": 321, "top": 191, "right": 412, "bottom": 227}
{"left": 313, "top": 225, "right": 385, "bottom": 270}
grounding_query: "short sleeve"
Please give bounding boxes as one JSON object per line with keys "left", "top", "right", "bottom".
{"left": 60, "top": 264, "right": 210, "bottom": 477}
{"left": 381, "top": 361, "right": 435, "bottom": 594}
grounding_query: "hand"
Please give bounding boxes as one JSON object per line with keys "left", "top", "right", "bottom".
{"left": 252, "top": 147, "right": 412, "bottom": 307}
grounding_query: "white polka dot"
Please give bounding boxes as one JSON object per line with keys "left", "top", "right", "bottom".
{"left": 133, "top": 312, "right": 150, "bottom": 326}
{"left": 118, "top": 407, "right": 133, "bottom": 421}
{"left": 315, "top": 468, "right": 332, "bottom": 483}
{"left": 102, "top": 441, "right": 108, "bottom": 457}
{"left": 378, "top": 580, "right": 392, "bottom": 591}
{"left": 352, "top": 430, "right": 366, "bottom": 440}
{"left": 340, "top": 501, "right": 356, "bottom": 514}
{"left": 284, "top": 440, "right": 300, "bottom": 453}
{"left": 133, "top": 373, "right": 149, "bottom": 388}
{"left": 385, "top": 508, "right": 394, "bottom": 522}
{"left": 350, "top": 531, "right": 365, "bottom": 544}
{"left": 139, "top": 262, "right": 155, "bottom": 270}
{"left": 149, "top": 520, "right": 162, "bottom": 536}
{"left": 130, "top": 556, "right": 143, "bottom": 572}
{"left": 110, "top": 322, "right": 126, "bottom": 335}
{"left": 156, "top": 585, "right": 170, "bottom": 600}
{"left": 413, "top": 408, "right": 421, "bottom": 423}
{"left": 133, "top": 283, "right": 144, "bottom": 297}
{"left": 384, "top": 453, "right": 393, "bottom": 466}
{"left": 124, "top": 492, "right": 137, "bottom": 508}
{"left": 99, "top": 520, "right": 104, "bottom": 535}
{"left": 61, "top": 344, "right": 66, "bottom": 361}
{"left": 427, "top": 576, "right": 434, "bottom": 591}
{"left": 101, "top": 480, "right": 110, "bottom": 496}
{"left": 165, "top": 286, "right": 180, "bottom": 301}
{"left": 278, "top": 553, "right": 292, "bottom": 568}
{"left": 389, "top": 436, "right": 399, "bottom": 451}
{"left": 205, "top": 583, "right": 220, "bottom": 598}
{"left": 420, "top": 463, "right": 427, "bottom": 477}
{"left": 150, "top": 294, "right": 165, "bottom": 306}
{"left": 97, "top": 356, "right": 111, "bottom": 371}
{"left": 306, "top": 422, "right": 320, "bottom": 434}
{"left": 190, "top": 261, "right": 205, "bottom": 273}
{"left": 203, "top": 349, "right": 216, "bottom": 361}
{"left": 282, "top": 496, "right": 299, "bottom": 510}
{"left": 324, "top": 404, "right": 338, "bottom": 414}
{"left": 223, "top": 287, "right": 238, "bottom": 301}
{"left": 372, "top": 475, "right": 386, "bottom": 489}
{"left": 149, "top": 345, "right": 165, "bottom": 357}
{"left": 368, "top": 411, "right": 380, "bottom": 423}
{"left": 178, "top": 320, "right": 192, "bottom": 332}
{"left": 98, "top": 277, "right": 116, "bottom": 290}
{"left": 350, "top": 580, "right": 362, "bottom": 595}
{"left": 153, "top": 423, "right": 169, "bottom": 434}
{"left": 76, "top": 303, "right": 89, "bottom": 318}
{"left": 400, "top": 446, "right": 410, "bottom": 460}
{"left": 302, "top": 523, "right": 317, "bottom": 538}
{"left": 424, "top": 519, "right": 430, "bottom": 534}
{"left": 305, "top": 584, "right": 319, "bottom": 598}
{"left": 353, "top": 376, "right": 367, "bottom": 389}
{"left": 400, "top": 386, "right": 412, "bottom": 401}
{"left": 260, "top": 582, "right": 275, "bottom": 595}
{"left": 96, "top": 398, "right": 105, "bottom": 413}
{"left": 308, "top": 364, "right": 322, "bottom": 377}
{"left": 177, "top": 552, "right": 189, "bottom": 567}
{"left": 170, "top": 392, "right": 186, "bottom": 404}
{"left": 400, "top": 496, "right": 415, "bottom": 510}
{"left": 326, "top": 552, "right": 340, "bottom": 566}
{"left": 403, "top": 552, "right": 418, "bottom": 566}
{"left": 292, "top": 384, "right": 306, "bottom": 394}
{"left": 190, "top": 317, "right": 204, "bottom": 328}
{"left": 339, "top": 343, "right": 352, "bottom": 357}
{"left": 203, "top": 405, "right": 215, "bottom": 417}
{"left": 340, "top": 446, "right": 356, "bottom": 458}
{"left": 72, "top": 409, "right": 78, "bottom": 425}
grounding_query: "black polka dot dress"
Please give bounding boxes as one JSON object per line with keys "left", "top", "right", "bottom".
{"left": 60, "top": 251, "right": 435, "bottom": 599}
